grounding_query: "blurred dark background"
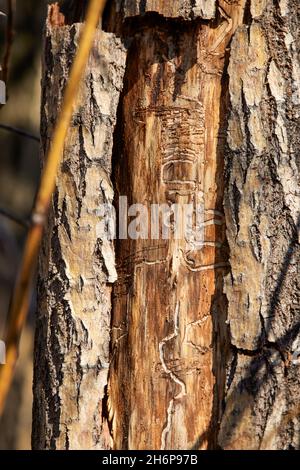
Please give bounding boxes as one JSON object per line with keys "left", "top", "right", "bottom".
{"left": 0, "top": 0, "right": 48, "bottom": 449}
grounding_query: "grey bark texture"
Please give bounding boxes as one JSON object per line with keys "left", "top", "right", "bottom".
{"left": 32, "top": 13, "right": 126, "bottom": 449}
{"left": 219, "top": 0, "right": 300, "bottom": 449}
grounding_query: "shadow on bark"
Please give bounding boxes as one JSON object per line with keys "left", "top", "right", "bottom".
{"left": 190, "top": 213, "right": 300, "bottom": 450}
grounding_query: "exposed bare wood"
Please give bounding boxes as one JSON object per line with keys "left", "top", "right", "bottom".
{"left": 107, "top": 0, "right": 246, "bottom": 450}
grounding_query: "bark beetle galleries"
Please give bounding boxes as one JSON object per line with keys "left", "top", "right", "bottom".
{"left": 108, "top": 1, "right": 246, "bottom": 450}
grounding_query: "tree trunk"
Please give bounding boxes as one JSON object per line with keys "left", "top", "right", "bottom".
{"left": 219, "top": 0, "right": 300, "bottom": 450}
{"left": 32, "top": 5, "right": 126, "bottom": 449}
{"left": 33, "top": 0, "right": 300, "bottom": 450}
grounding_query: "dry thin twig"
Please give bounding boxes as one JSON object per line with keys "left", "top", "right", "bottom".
{"left": 0, "top": 206, "right": 29, "bottom": 228}
{"left": 0, "top": 123, "right": 39, "bottom": 142}
{"left": 0, "top": 0, "right": 107, "bottom": 416}
{"left": 1, "top": 0, "right": 16, "bottom": 86}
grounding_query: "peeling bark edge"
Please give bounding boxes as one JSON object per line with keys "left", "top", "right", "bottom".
{"left": 115, "top": 0, "right": 217, "bottom": 20}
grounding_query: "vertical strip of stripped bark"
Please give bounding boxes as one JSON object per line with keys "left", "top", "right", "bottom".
{"left": 106, "top": 0, "right": 246, "bottom": 450}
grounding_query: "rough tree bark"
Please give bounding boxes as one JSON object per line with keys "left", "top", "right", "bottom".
{"left": 219, "top": 0, "right": 300, "bottom": 449}
{"left": 32, "top": 5, "right": 126, "bottom": 449}
{"left": 33, "top": 0, "right": 299, "bottom": 450}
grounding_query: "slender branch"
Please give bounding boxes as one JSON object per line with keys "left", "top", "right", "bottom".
{"left": 1, "top": 0, "right": 16, "bottom": 85}
{"left": 0, "top": 207, "right": 30, "bottom": 228}
{"left": 0, "top": 123, "right": 39, "bottom": 142}
{"left": 0, "top": 0, "right": 107, "bottom": 416}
